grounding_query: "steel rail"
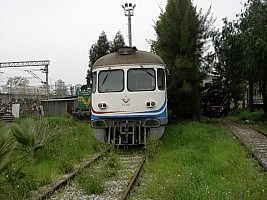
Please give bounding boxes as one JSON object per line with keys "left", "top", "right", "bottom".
{"left": 223, "top": 119, "right": 267, "bottom": 171}
{"left": 34, "top": 150, "right": 108, "bottom": 200}
{"left": 121, "top": 155, "right": 146, "bottom": 200}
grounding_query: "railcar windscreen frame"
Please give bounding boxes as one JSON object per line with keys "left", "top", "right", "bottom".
{"left": 98, "top": 69, "right": 124, "bottom": 93}
{"left": 127, "top": 68, "right": 156, "bottom": 92}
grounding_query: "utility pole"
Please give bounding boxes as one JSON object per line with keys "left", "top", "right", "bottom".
{"left": 44, "top": 64, "right": 49, "bottom": 97}
{"left": 121, "top": 3, "right": 136, "bottom": 47}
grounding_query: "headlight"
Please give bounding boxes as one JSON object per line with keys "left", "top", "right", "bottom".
{"left": 142, "top": 118, "right": 160, "bottom": 128}
{"left": 146, "top": 101, "right": 156, "bottom": 108}
{"left": 98, "top": 103, "right": 107, "bottom": 109}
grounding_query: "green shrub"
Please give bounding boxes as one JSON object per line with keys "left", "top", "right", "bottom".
{"left": 0, "top": 129, "right": 19, "bottom": 173}
{"left": 9, "top": 118, "right": 60, "bottom": 161}
{"left": 0, "top": 115, "right": 98, "bottom": 199}
{"left": 229, "top": 109, "right": 265, "bottom": 122}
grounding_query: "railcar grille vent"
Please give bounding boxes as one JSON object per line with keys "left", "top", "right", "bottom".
{"left": 106, "top": 120, "right": 148, "bottom": 145}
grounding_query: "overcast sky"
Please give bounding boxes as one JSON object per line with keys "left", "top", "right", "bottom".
{"left": 0, "top": 0, "right": 244, "bottom": 86}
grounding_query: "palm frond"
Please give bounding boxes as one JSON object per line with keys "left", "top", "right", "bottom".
{"left": 9, "top": 118, "right": 60, "bottom": 159}
{"left": 0, "top": 131, "right": 17, "bottom": 173}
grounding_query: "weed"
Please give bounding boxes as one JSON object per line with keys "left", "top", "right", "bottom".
{"left": 102, "top": 146, "right": 120, "bottom": 177}
{"left": 105, "top": 150, "right": 118, "bottom": 169}
{"left": 144, "top": 133, "right": 162, "bottom": 160}
{"left": 76, "top": 169, "right": 104, "bottom": 195}
{"left": 129, "top": 122, "right": 267, "bottom": 199}
{"left": 2, "top": 165, "right": 41, "bottom": 199}
{"left": 229, "top": 109, "right": 265, "bottom": 122}
{"left": 0, "top": 115, "right": 98, "bottom": 199}
{"left": 58, "top": 158, "right": 74, "bottom": 174}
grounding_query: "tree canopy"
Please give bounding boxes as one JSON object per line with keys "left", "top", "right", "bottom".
{"left": 6, "top": 76, "right": 29, "bottom": 87}
{"left": 110, "top": 31, "right": 126, "bottom": 52}
{"left": 87, "top": 31, "right": 125, "bottom": 86}
{"left": 88, "top": 31, "right": 110, "bottom": 70}
{"left": 153, "top": 0, "right": 214, "bottom": 120}
{"left": 240, "top": 0, "right": 267, "bottom": 115}
{"left": 212, "top": 19, "right": 244, "bottom": 110}
{"left": 213, "top": 0, "right": 267, "bottom": 117}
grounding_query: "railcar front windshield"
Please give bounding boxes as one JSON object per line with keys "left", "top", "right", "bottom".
{"left": 98, "top": 69, "right": 124, "bottom": 93}
{"left": 128, "top": 68, "right": 156, "bottom": 91}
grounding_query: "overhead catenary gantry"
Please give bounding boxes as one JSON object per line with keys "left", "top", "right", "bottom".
{"left": 0, "top": 60, "right": 50, "bottom": 97}
{"left": 25, "top": 70, "right": 46, "bottom": 85}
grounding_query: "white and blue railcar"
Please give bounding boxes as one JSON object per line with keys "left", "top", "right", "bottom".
{"left": 91, "top": 47, "right": 168, "bottom": 145}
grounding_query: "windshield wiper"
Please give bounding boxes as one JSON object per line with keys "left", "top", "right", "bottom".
{"left": 140, "top": 66, "right": 155, "bottom": 78}
{"left": 101, "top": 69, "right": 112, "bottom": 86}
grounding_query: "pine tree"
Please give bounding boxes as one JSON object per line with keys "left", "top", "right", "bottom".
{"left": 87, "top": 31, "right": 126, "bottom": 86}
{"left": 87, "top": 31, "right": 110, "bottom": 86}
{"left": 110, "top": 31, "right": 126, "bottom": 52}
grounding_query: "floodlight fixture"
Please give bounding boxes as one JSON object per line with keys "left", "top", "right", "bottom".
{"left": 121, "top": 3, "right": 136, "bottom": 47}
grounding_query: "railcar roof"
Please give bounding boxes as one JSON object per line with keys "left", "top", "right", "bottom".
{"left": 92, "top": 49, "right": 164, "bottom": 69}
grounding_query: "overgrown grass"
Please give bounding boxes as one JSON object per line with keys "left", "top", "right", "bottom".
{"left": 228, "top": 109, "right": 267, "bottom": 133}
{"left": 0, "top": 116, "right": 101, "bottom": 199}
{"left": 75, "top": 147, "right": 120, "bottom": 195}
{"left": 130, "top": 121, "right": 267, "bottom": 199}
{"left": 75, "top": 168, "right": 105, "bottom": 195}
{"left": 228, "top": 109, "right": 265, "bottom": 122}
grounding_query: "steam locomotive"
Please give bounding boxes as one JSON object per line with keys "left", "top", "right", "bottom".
{"left": 202, "top": 79, "right": 230, "bottom": 117}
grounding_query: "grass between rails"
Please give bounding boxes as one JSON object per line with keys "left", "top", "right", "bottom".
{"left": 74, "top": 148, "right": 120, "bottom": 196}
{"left": 0, "top": 115, "right": 101, "bottom": 200}
{"left": 130, "top": 120, "right": 267, "bottom": 200}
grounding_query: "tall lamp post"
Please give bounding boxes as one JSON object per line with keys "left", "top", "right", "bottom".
{"left": 121, "top": 3, "right": 136, "bottom": 47}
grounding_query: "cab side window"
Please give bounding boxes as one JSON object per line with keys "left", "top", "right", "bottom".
{"left": 157, "top": 69, "right": 165, "bottom": 91}
{"left": 92, "top": 72, "right": 97, "bottom": 93}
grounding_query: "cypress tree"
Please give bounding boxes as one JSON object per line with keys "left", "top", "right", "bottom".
{"left": 153, "top": 0, "right": 213, "bottom": 120}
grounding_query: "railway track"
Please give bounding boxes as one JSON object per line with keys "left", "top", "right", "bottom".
{"left": 219, "top": 118, "right": 267, "bottom": 171}
{"left": 34, "top": 150, "right": 145, "bottom": 200}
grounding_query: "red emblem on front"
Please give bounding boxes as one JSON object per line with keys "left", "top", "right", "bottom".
{"left": 122, "top": 97, "right": 131, "bottom": 103}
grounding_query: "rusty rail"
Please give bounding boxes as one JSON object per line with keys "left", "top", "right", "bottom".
{"left": 34, "top": 151, "right": 107, "bottom": 200}
{"left": 121, "top": 155, "right": 146, "bottom": 200}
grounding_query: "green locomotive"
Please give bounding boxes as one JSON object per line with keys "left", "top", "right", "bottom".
{"left": 72, "top": 85, "right": 91, "bottom": 120}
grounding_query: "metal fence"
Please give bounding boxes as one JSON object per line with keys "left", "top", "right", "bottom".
{"left": 0, "top": 84, "right": 77, "bottom": 96}
{"left": 0, "top": 85, "right": 76, "bottom": 116}
{"left": 0, "top": 85, "right": 47, "bottom": 95}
